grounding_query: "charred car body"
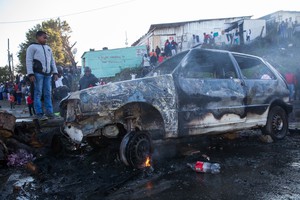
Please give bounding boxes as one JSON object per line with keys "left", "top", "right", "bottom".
{"left": 60, "top": 48, "right": 292, "bottom": 168}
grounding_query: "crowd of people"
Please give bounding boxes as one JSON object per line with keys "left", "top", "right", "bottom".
{"left": 0, "top": 31, "right": 82, "bottom": 119}
{"left": 277, "top": 17, "right": 298, "bottom": 42}
{"left": 142, "top": 39, "right": 179, "bottom": 76}
{"left": 0, "top": 63, "right": 100, "bottom": 117}
{"left": 0, "top": 76, "right": 31, "bottom": 111}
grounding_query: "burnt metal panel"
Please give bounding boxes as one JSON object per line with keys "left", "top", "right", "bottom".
{"left": 66, "top": 75, "right": 178, "bottom": 136}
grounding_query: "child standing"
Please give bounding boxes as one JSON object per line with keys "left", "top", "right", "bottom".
{"left": 26, "top": 92, "right": 35, "bottom": 116}
{"left": 9, "top": 92, "right": 15, "bottom": 109}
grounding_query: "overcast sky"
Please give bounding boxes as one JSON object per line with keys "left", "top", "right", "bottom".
{"left": 0, "top": 0, "right": 299, "bottom": 68}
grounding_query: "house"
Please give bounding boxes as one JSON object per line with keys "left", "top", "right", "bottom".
{"left": 259, "top": 10, "right": 300, "bottom": 37}
{"left": 81, "top": 45, "right": 147, "bottom": 78}
{"left": 259, "top": 10, "right": 300, "bottom": 24}
{"left": 132, "top": 16, "right": 266, "bottom": 53}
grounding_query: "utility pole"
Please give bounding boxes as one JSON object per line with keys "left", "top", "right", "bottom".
{"left": 125, "top": 31, "right": 128, "bottom": 47}
{"left": 11, "top": 53, "right": 14, "bottom": 80}
{"left": 7, "top": 39, "right": 13, "bottom": 82}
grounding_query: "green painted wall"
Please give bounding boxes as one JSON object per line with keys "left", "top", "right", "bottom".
{"left": 81, "top": 46, "right": 147, "bottom": 78}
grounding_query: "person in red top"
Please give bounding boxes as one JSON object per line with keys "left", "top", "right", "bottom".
{"left": 26, "top": 92, "right": 36, "bottom": 116}
{"left": 158, "top": 53, "right": 165, "bottom": 64}
{"left": 149, "top": 49, "right": 157, "bottom": 58}
{"left": 294, "top": 68, "right": 300, "bottom": 100}
{"left": 284, "top": 71, "right": 296, "bottom": 102}
{"left": 9, "top": 92, "right": 15, "bottom": 109}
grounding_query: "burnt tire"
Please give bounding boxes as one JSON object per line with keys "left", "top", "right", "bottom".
{"left": 262, "top": 106, "right": 288, "bottom": 140}
{"left": 120, "top": 131, "right": 153, "bottom": 168}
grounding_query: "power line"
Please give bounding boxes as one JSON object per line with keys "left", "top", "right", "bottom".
{"left": 0, "top": 0, "right": 137, "bottom": 24}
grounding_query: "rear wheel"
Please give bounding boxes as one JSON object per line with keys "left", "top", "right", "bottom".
{"left": 120, "top": 131, "right": 153, "bottom": 168}
{"left": 262, "top": 106, "right": 288, "bottom": 140}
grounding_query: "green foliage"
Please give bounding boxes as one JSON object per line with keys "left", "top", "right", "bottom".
{"left": 0, "top": 66, "right": 11, "bottom": 83}
{"left": 17, "top": 18, "right": 75, "bottom": 74}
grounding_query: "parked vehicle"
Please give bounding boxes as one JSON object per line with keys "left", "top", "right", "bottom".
{"left": 60, "top": 48, "right": 292, "bottom": 168}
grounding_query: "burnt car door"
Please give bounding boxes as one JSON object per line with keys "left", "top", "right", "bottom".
{"left": 175, "top": 49, "right": 247, "bottom": 136}
{"left": 232, "top": 53, "right": 281, "bottom": 122}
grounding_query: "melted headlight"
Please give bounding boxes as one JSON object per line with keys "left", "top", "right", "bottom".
{"left": 64, "top": 125, "right": 83, "bottom": 143}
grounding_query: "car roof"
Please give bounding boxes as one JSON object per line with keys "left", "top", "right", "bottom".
{"left": 149, "top": 48, "right": 267, "bottom": 76}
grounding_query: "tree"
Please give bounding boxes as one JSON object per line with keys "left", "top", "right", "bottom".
{"left": 17, "top": 18, "right": 76, "bottom": 74}
{"left": 0, "top": 66, "right": 11, "bottom": 83}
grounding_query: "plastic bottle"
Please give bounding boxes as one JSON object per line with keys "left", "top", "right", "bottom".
{"left": 187, "top": 161, "right": 221, "bottom": 174}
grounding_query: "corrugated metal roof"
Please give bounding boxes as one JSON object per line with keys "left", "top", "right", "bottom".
{"left": 259, "top": 10, "right": 300, "bottom": 20}
{"left": 147, "top": 16, "right": 252, "bottom": 33}
{"left": 131, "top": 15, "right": 252, "bottom": 46}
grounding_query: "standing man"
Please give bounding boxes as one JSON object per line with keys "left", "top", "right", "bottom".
{"left": 26, "top": 30, "right": 58, "bottom": 120}
{"left": 246, "top": 29, "right": 251, "bottom": 42}
{"left": 294, "top": 68, "right": 300, "bottom": 101}
{"left": 142, "top": 54, "right": 151, "bottom": 76}
{"left": 170, "top": 40, "right": 178, "bottom": 56}
{"left": 78, "top": 67, "right": 99, "bottom": 90}
{"left": 284, "top": 71, "right": 296, "bottom": 102}
{"left": 52, "top": 66, "right": 71, "bottom": 113}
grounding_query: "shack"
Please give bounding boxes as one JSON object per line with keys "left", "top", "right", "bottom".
{"left": 81, "top": 45, "right": 147, "bottom": 78}
{"left": 132, "top": 16, "right": 266, "bottom": 52}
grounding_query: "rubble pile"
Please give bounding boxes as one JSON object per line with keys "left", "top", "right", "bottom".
{"left": 0, "top": 111, "right": 63, "bottom": 168}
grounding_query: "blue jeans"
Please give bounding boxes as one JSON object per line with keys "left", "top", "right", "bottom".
{"left": 34, "top": 73, "right": 53, "bottom": 115}
{"left": 287, "top": 84, "right": 295, "bottom": 101}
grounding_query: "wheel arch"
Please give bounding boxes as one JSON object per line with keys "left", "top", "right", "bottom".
{"left": 268, "top": 99, "right": 292, "bottom": 115}
{"left": 114, "top": 102, "right": 166, "bottom": 139}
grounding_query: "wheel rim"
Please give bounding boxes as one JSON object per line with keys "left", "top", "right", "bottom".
{"left": 272, "top": 114, "right": 283, "bottom": 132}
{"left": 120, "top": 131, "right": 153, "bottom": 168}
{"left": 263, "top": 106, "right": 287, "bottom": 140}
{"left": 129, "top": 134, "right": 151, "bottom": 167}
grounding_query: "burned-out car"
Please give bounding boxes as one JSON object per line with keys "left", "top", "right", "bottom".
{"left": 60, "top": 48, "right": 292, "bottom": 168}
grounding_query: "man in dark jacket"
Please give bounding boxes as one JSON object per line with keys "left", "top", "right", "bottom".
{"left": 26, "top": 30, "right": 58, "bottom": 120}
{"left": 79, "top": 67, "right": 99, "bottom": 90}
{"left": 52, "top": 66, "right": 71, "bottom": 113}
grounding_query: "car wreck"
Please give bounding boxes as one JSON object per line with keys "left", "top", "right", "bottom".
{"left": 60, "top": 48, "right": 292, "bottom": 168}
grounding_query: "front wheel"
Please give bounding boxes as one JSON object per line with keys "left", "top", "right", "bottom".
{"left": 120, "top": 131, "right": 153, "bottom": 168}
{"left": 262, "top": 106, "right": 288, "bottom": 140}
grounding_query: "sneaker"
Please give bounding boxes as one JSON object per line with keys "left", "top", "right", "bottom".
{"left": 35, "top": 114, "right": 48, "bottom": 121}
{"left": 45, "top": 113, "right": 57, "bottom": 119}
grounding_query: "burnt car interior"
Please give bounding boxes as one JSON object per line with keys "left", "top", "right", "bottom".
{"left": 180, "top": 50, "right": 238, "bottom": 79}
{"left": 233, "top": 55, "right": 276, "bottom": 80}
{"left": 150, "top": 51, "right": 189, "bottom": 75}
